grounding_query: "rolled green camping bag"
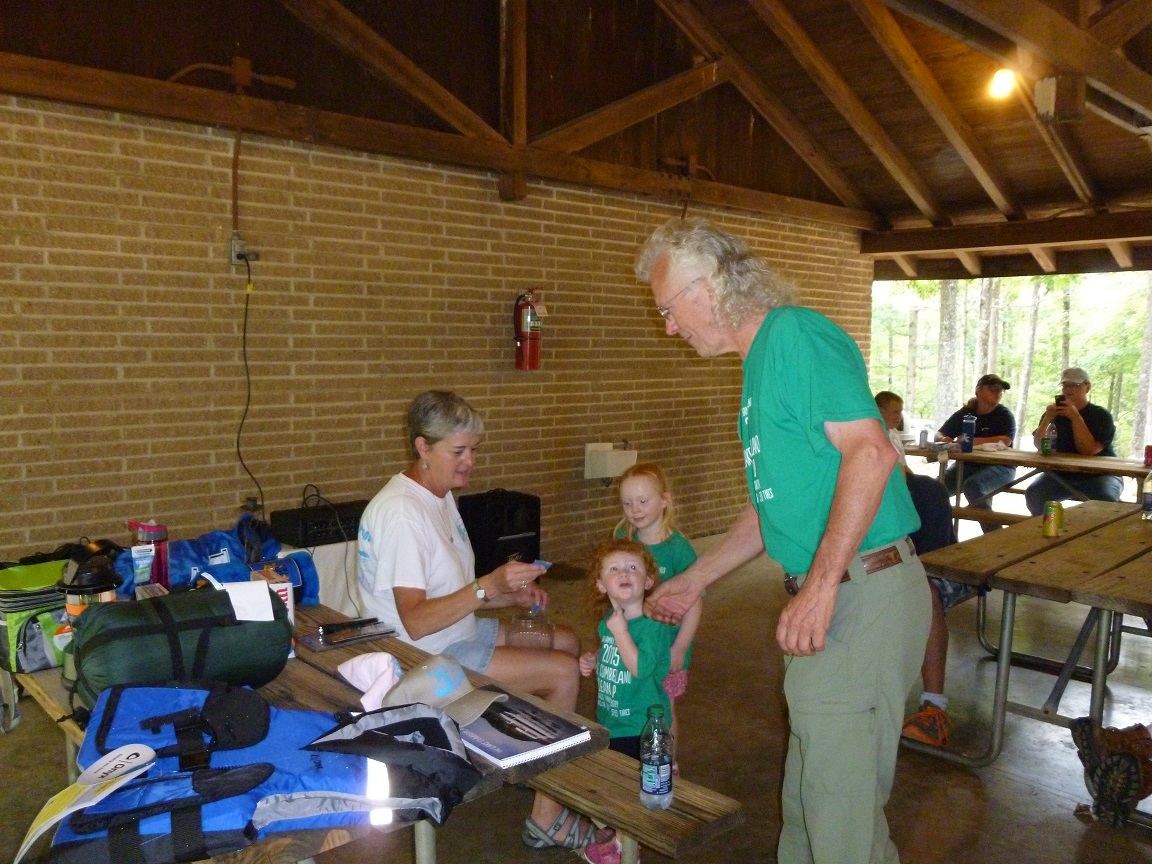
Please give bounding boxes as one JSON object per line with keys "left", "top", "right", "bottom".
{"left": 69, "top": 586, "right": 293, "bottom": 708}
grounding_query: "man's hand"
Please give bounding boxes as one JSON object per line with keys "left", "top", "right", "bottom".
{"left": 644, "top": 573, "right": 703, "bottom": 624}
{"left": 776, "top": 575, "right": 839, "bottom": 656}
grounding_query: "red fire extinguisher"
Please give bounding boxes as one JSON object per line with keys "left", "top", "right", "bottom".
{"left": 513, "top": 289, "right": 543, "bottom": 371}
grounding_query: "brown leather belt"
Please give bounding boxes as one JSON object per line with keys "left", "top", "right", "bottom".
{"left": 783, "top": 540, "right": 910, "bottom": 596}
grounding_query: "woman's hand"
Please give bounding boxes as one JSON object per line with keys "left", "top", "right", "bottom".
{"left": 486, "top": 561, "right": 547, "bottom": 597}
{"left": 578, "top": 650, "right": 598, "bottom": 677}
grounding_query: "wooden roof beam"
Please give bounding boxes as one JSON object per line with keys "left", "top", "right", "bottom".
{"left": 497, "top": 0, "right": 528, "bottom": 201}
{"left": 881, "top": 0, "right": 1152, "bottom": 134}
{"left": 849, "top": 0, "right": 1022, "bottom": 220}
{"left": 956, "top": 250, "right": 982, "bottom": 275}
{"left": 275, "top": 0, "right": 504, "bottom": 141}
{"left": 750, "top": 0, "right": 947, "bottom": 225}
{"left": 532, "top": 59, "right": 733, "bottom": 154}
{"left": 656, "top": 0, "right": 868, "bottom": 210}
{"left": 1087, "top": 0, "right": 1152, "bottom": 49}
{"left": 1108, "top": 240, "right": 1135, "bottom": 268}
{"left": 1012, "top": 67, "right": 1102, "bottom": 206}
{"left": 1029, "top": 246, "right": 1057, "bottom": 272}
{"left": 893, "top": 254, "right": 919, "bottom": 277}
{"left": 861, "top": 209, "right": 1152, "bottom": 253}
{"left": 0, "top": 52, "right": 878, "bottom": 231}
{"left": 937, "top": 0, "right": 1152, "bottom": 120}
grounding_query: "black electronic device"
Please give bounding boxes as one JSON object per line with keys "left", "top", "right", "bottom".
{"left": 270, "top": 499, "right": 369, "bottom": 548}
{"left": 457, "top": 489, "right": 541, "bottom": 578}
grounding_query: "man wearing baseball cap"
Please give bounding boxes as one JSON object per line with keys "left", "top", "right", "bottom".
{"left": 934, "top": 373, "right": 1017, "bottom": 533}
{"left": 1025, "top": 367, "right": 1122, "bottom": 514}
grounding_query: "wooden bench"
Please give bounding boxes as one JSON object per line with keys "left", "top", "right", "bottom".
{"left": 527, "top": 748, "right": 744, "bottom": 864}
{"left": 951, "top": 506, "right": 1030, "bottom": 527}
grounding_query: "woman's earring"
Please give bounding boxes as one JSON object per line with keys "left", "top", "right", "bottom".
{"left": 421, "top": 462, "right": 429, "bottom": 470}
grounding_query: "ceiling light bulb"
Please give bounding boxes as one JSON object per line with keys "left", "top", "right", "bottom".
{"left": 990, "top": 69, "right": 1016, "bottom": 98}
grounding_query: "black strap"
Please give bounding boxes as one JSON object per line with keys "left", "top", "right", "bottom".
{"left": 153, "top": 601, "right": 188, "bottom": 681}
{"left": 107, "top": 820, "right": 144, "bottom": 864}
{"left": 169, "top": 803, "right": 207, "bottom": 862}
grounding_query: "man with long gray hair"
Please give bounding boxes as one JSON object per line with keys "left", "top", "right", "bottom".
{"left": 638, "top": 218, "right": 930, "bottom": 864}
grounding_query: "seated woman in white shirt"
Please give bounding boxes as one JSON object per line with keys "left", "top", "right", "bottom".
{"left": 358, "top": 391, "right": 599, "bottom": 851}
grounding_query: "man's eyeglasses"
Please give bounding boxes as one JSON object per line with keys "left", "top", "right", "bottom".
{"left": 657, "top": 276, "right": 705, "bottom": 320}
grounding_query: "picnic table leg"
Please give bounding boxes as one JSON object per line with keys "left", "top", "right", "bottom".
{"left": 976, "top": 595, "right": 1121, "bottom": 680}
{"left": 618, "top": 831, "right": 639, "bottom": 864}
{"left": 902, "top": 591, "right": 1015, "bottom": 768}
{"left": 1089, "top": 609, "right": 1113, "bottom": 723}
{"left": 1041, "top": 608, "right": 1100, "bottom": 715}
{"left": 414, "top": 819, "right": 436, "bottom": 864}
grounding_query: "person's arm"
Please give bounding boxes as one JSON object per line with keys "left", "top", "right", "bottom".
{"left": 1066, "top": 406, "right": 1106, "bottom": 456}
{"left": 645, "top": 503, "right": 764, "bottom": 624}
{"left": 669, "top": 596, "right": 702, "bottom": 672}
{"left": 776, "top": 417, "right": 897, "bottom": 657}
{"left": 1031, "top": 404, "right": 1058, "bottom": 449}
{"left": 578, "top": 648, "right": 598, "bottom": 677}
{"left": 393, "top": 560, "right": 545, "bottom": 640}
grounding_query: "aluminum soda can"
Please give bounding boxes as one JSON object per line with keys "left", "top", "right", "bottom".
{"left": 1042, "top": 501, "right": 1063, "bottom": 537}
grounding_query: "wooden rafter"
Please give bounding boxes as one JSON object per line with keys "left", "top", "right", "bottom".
{"left": 937, "top": 0, "right": 1152, "bottom": 121}
{"left": 1107, "top": 240, "right": 1135, "bottom": 268}
{"left": 1013, "top": 77, "right": 1102, "bottom": 207}
{"left": 0, "top": 51, "right": 877, "bottom": 231}
{"left": 849, "top": 0, "right": 1022, "bottom": 220}
{"left": 531, "top": 60, "right": 734, "bottom": 154}
{"left": 275, "top": 0, "right": 504, "bottom": 141}
{"left": 1087, "top": 0, "right": 1152, "bottom": 49}
{"left": 655, "top": 0, "right": 867, "bottom": 210}
{"left": 749, "top": 0, "right": 946, "bottom": 224}
{"left": 498, "top": 0, "right": 528, "bottom": 200}
{"left": 861, "top": 209, "right": 1152, "bottom": 254}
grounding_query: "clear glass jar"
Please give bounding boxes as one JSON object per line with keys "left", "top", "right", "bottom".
{"left": 506, "top": 606, "right": 554, "bottom": 649}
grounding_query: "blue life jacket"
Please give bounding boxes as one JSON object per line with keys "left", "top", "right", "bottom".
{"left": 48, "top": 682, "right": 481, "bottom": 863}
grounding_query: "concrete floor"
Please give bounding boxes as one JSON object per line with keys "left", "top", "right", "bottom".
{"left": 5, "top": 525, "right": 1152, "bottom": 864}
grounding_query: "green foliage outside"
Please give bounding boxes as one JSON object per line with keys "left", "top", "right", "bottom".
{"left": 869, "top": 273, "right": 1152, "bottom": 459}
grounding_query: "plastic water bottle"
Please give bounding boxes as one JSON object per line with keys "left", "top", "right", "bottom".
{"left": 1143, "top": 470, "right": 1152, "bottom": 521}
{"left": 961, "top": 414, "right": 976, "bottom": 453}
{"left": 639, "top": 704, "right": 673, "bottom": 809}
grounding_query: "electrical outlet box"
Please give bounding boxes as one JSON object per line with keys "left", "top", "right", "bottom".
{"left": 229, "top": 231, "right": 259, "bottom": 265}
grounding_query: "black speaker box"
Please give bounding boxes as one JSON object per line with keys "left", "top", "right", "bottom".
{"left": 457, "top": 488, "right": 541, "bottom": 578}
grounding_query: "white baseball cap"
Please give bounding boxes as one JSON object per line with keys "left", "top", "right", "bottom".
{"left": 382, "top": 654, "right": 506, "bottom": 726}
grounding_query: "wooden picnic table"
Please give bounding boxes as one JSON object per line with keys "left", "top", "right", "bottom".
{"left": 904, "top": 446, "right": 1146, "bottom": 528}
{"left": 910, "top": 499, "right": 1152, "bottom": 824}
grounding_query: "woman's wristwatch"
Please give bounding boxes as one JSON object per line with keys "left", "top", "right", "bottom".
{"left": 473, "top": 578, "right": 490, "bottom": 602}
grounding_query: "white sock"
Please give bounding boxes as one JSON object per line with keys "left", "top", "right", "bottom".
{"left": 921, "top": 692, "right": 948, "bottom": 711}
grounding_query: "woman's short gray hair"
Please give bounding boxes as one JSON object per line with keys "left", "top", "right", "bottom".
{"left": 406, "top": 391, "right": 484, "bottom": 457}
{"left": 634, "top": 218, "right": 796, "bottom": 329}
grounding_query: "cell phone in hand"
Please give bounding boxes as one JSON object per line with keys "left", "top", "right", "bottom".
{"left": 1055, "top": 395, "right": 1066, "bottom": 405}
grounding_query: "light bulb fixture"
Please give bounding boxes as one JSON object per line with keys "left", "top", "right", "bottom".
{"left": 990, "top": 68, "right": 1016, "bottom": 99}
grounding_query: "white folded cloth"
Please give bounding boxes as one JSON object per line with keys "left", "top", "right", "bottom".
{"left": 976, "top": 442, "right": 1008, "bottom": 451}
{"left": 337, "top": 652, "right": 402, "bottom": 711}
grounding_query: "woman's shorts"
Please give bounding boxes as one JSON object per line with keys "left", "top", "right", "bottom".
{"left": 441, "top": 617, "right": 499, "bottom": 673}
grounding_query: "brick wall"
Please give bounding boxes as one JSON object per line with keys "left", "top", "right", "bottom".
{"left": 0, "top": 95, "right": 874, "bottom": 569}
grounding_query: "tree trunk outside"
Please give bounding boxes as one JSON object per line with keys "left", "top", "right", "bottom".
{"left": 1016, "top": 278, "right": 1043, "bottom": 446}
{"left": 937, "top": 280, "right": 959, "bottom": 423}
{"left": 906, "top": 306, "right": 918, "bottom": 418}
{"left": 1130, "top": 272, "right": 1152, "bottom": 456}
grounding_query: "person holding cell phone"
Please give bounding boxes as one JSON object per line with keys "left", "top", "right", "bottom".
{"left": 1025, "top": 367, "right": 1123, "bottom": 515}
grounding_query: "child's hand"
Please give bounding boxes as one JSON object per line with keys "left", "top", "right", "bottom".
{"left": 669, "top": 643, "right": 686, "bottom": 673}
{"left": 578, "top": 650, "right": 597, "bottom": 677}
{"left": 605, "top": 604, "right": 628, "bottom": 638}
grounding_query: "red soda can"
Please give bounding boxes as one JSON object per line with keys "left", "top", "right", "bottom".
{"left": 1144, "top": 444, "right": 1152, "bottom": 467}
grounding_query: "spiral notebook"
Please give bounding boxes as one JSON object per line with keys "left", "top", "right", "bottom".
{"left": 458, "top": 685, "right": 591, "bottom": 769}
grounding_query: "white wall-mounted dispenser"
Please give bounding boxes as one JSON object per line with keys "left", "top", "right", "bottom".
{"left": 584, "top": 442, "right": 638, "bottom": 482}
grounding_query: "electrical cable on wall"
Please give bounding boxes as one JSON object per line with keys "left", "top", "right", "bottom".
{"left": 234, "top": 253, "right": 266, "bottom": 520}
